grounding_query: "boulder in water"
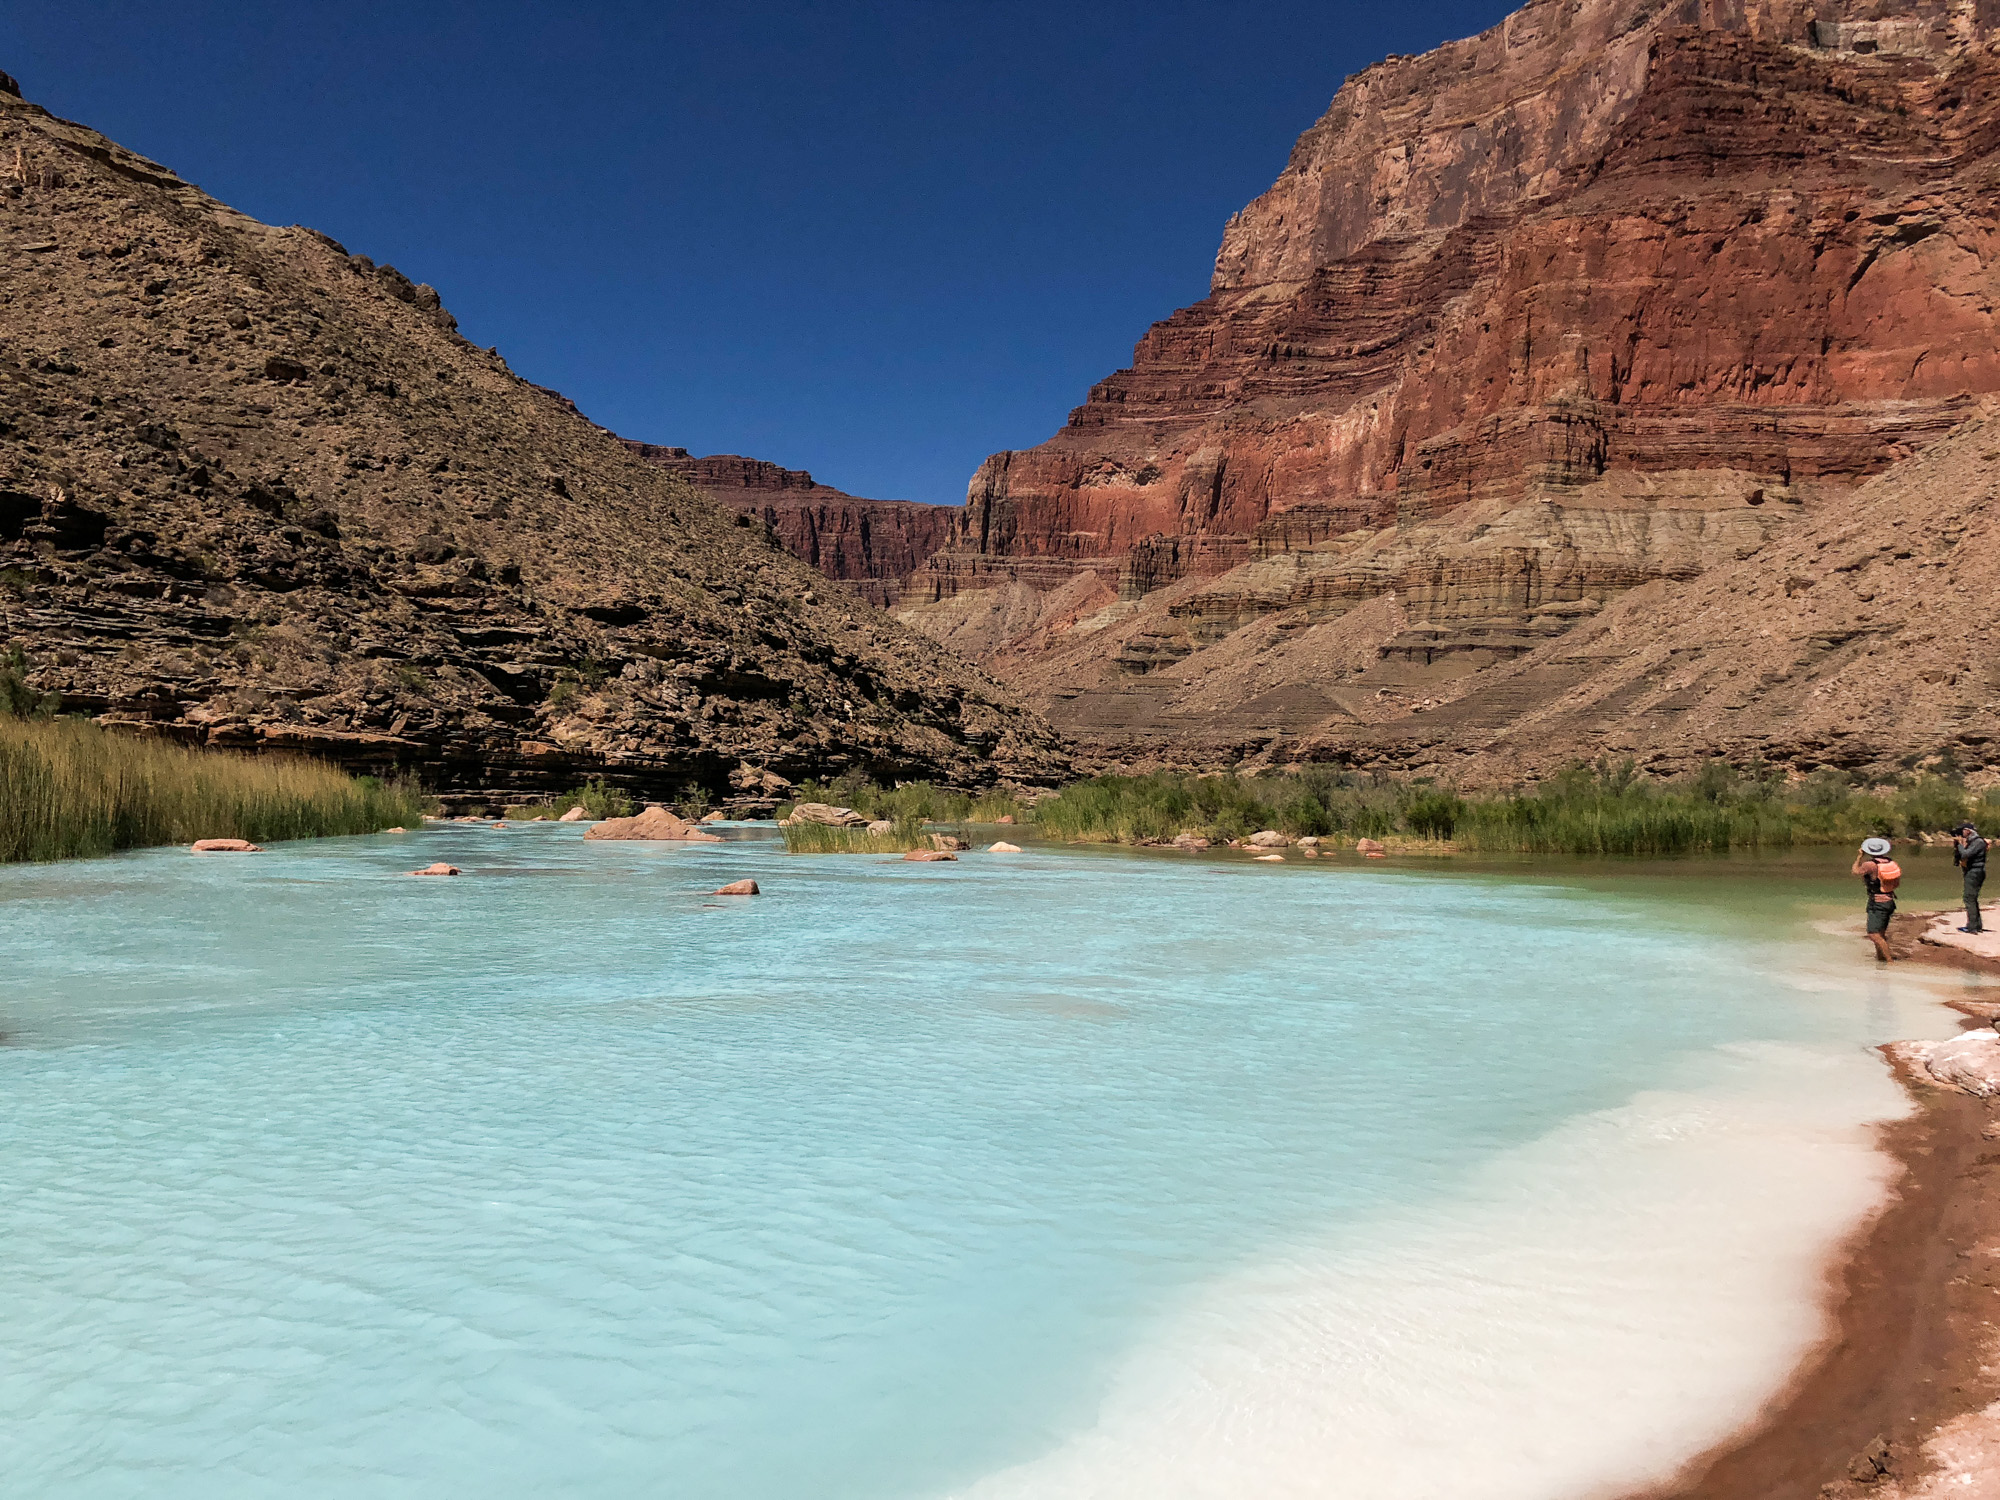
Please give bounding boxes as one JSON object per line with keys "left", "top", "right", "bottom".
{"left": 585, "top": 805, "right": 724, "bottom": 842}
{"left": 409, "top": 862, "right": 462, "bottom": 876}
{"left": 714, "top": 879, "right": 760, "bottom": 895}
{"left": 903, "top": 850, "right": 958, "bottom": 862}
{"left": 1356, "top": 838, "right": 1387, "bottom": 857}
{"left": 790, "top": 802, "right": 868, "bottom": 827}
{"left": 558, "top": 805, "right": 589, "bottom": 822}
{"left": 191, "top": 838, "right": 261, "bottom": 852}
{"left": 988, "top": 841, "right": 1023, "bottom": 853}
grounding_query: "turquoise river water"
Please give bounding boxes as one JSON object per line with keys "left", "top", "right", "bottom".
{"left": 1, "top": 826, "right": 1984, "bottom": 1499}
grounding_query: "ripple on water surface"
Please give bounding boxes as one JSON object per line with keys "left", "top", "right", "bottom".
{"left": 0, "top": 827, "right": 1959, "bottom": 1498}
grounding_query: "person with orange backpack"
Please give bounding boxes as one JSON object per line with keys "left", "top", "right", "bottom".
{"left": 1852, "top": 836, "right": 1902, "bottom": 963}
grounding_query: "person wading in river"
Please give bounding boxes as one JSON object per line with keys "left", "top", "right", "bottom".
{"left": 1954, "top": 820, "right": 1987, "bottom": 934}
{"left": 1853, "top": 837, "right": 1902, "bottom": 963}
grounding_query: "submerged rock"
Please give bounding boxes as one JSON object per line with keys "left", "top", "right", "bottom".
{"left": 409, "top": 862, "right": 461, "bottom": 876}
{"left": 190, "top": 838, "right": 261, "bottom": 852}
{"left": 903, "top": 850, "right": 958, "bottom": 862}
{"left": 714, "top": 879, "right": 760, "bottom": 895}
{"left": 585, "top": 805, "right": 724, "bottom": 842}
{"left": 1254, "top": 853, "right": 1285, "bottom": 862}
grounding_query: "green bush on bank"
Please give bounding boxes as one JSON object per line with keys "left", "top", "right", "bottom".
{"left": 780, "top": 815, "right": 933, "bottom": 853}
{"left": 505, "top": 779, "right": 636, "bottom": 821}
{"left": 0, "top": 716, "right": 425, "bottom": 863}
{"left": 781, "top": 771, "right": 1023, "bottom": 825}
{"left": 1031, "top": 761, "right": 1985, "bottom": 856}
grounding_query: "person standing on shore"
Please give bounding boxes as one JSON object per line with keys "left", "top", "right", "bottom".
{"left": 1953, "top": 821, "right": 1987, "bottom": 934}
{"left": 1853, "top": 837, "right": 1902, "bottom": 963}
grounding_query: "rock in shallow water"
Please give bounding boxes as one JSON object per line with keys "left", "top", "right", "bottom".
{"left": 790, "top": 803, "right": 868, "bottom": 828}
{"left": 558, "top": 806, "right": 589, "bottom": 822}
{"left": 190, "top": 838, "right": 261, "bottom": 853}
{"left": 409, "top": 863, "right": 461, "bottom": 877}
{"left": 585, "top": 805, "right": 723, "bottom": 842}
{"left": 988, "top": 841, "right": 1023, "bottom": 854}
{"left": 714, "top": 879, "right": 759, "bottom": 896}
{"left": 903, "top": 850, "right": 957, "bottom": 862}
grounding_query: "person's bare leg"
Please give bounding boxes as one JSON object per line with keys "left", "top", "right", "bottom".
{"left": 1869, "top": 932, "right": 1892, "bottom": 963}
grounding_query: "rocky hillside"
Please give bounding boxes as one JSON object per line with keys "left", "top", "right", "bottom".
{"left": 898, "top": 0, "right": 2000, "bottom": 781}
{"left": 622, "top": 444, "right": 954, "bottom": 607}
{"left": 0, "top": 72, "right": 1067, "bottom": 806}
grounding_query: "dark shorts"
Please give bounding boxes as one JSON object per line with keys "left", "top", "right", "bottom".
{"left": 1867, "top": 899, "right": 1896, "bottom": 935}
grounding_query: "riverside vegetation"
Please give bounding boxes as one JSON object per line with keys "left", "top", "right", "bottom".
{"left": 773, "top": 774, "right": 1029, "bottom": 853}
{"left": 1032, "top": 762, "right": 1986, "bottom": 855}
{"left": 0, "top": 715, "right": 424, "bottom": 863}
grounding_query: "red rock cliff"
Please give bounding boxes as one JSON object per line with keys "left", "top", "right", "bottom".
{"left": 917, "top": 0, "right": 2000, "bottom": 604}
{"left": 624, "top": 442, "right": 954, "bottom": 607}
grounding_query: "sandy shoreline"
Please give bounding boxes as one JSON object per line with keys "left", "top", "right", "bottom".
{"left": 1625, "top": 911, "right": 2000, "bottom": 1500}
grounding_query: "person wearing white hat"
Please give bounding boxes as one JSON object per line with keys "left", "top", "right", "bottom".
{"left": 1851, "top": 836, "right": 1902, "bottom": 963}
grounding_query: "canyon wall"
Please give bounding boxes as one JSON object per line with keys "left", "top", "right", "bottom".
{"left": 899, "top": 0, "right": 2000, "bottom": 781}
{"left": 624, "top": 444, "right": 955, "bottom": 607}
{"left": 915, "top": 0, "right": 2000, "bottom": 609}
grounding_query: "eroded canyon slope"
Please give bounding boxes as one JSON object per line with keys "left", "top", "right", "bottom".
{"left": 0, "top": 73, "right": 1067, "bottom": 804}
{"left": 621, "top": 444, "right": 954, "bottom": 608}
{"left": 900, "top": 0, "right": 2000, "bottom": 783}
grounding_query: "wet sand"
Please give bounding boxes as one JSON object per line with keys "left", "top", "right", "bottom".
{"left": 1626, "top": 910, "right": 2000, "bottom": 1500}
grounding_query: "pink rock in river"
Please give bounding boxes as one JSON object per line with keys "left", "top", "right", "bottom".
{"left": 585, "top": 805, "right": 724, "bottom": 842}
{"left": 191, "top": 838, "right": 261, "bottom": 853}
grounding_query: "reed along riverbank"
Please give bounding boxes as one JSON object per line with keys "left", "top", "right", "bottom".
{"left": 1029, "top": 764, "right": 1985, "bottom": 857}
{"left": 0, "top": 717, "right": 423, "bottom": 862}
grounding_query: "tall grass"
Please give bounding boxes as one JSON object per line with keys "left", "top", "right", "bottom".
{"left": 780, "top": 816, "right": 931, "bottom": 853}
{"left": 782, "top": 772, "right": 1023, "bottom": 825}
{"left": 0, "top": 717, "right": 425, "bottom": 863}
{"left": 1032, "top": 761, "right": 1986, "bottom": 857}
{"left": 504, "top": 778, "right": 636, "bottom": 821}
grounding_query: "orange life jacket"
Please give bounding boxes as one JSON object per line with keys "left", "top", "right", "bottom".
{"left": 1868, "top": 858, "right": 1902, "bottom": 902}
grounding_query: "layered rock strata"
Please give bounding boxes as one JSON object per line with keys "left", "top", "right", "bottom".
{"left": 0, "top": 77, "right": 1067, "bottom": 806}
{"left": 899, "top": 0, "right": 2000, "bottom": 777}
{"left": 624, "top": 444, "right": 954, "bottom": 608}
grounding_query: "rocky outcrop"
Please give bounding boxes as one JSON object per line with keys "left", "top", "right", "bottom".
{"left": 0, "top": 80, "right": 1068, "bottom": 807}
{"left": 624, "top": 444, "right": 955, "bottom": 607}
{"left": 897, "top": 0, "right": 2000, "bottom": 778}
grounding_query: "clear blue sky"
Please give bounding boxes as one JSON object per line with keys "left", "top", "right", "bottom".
{"left": 5, "top": 2, "right": 1510, "bottom": 504}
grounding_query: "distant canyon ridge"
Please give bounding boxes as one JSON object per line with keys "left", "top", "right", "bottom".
{"left": 8, "top": 0, "right": 2000, "bottom": 802}
{"left": 684, "top": 0, "right": 2000, "bottom": 788}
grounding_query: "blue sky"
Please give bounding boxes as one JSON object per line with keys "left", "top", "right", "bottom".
{"left": 5, "top": 2, "right": 1511, "bottom": 503}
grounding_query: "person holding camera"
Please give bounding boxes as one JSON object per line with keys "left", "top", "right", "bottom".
{"left": 1953, "top": 821, "right": 1987, "bottom": 934}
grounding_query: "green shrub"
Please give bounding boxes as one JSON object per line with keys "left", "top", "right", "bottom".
{"left": 781, "top": 815, "right": 931, "bottom": 853}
